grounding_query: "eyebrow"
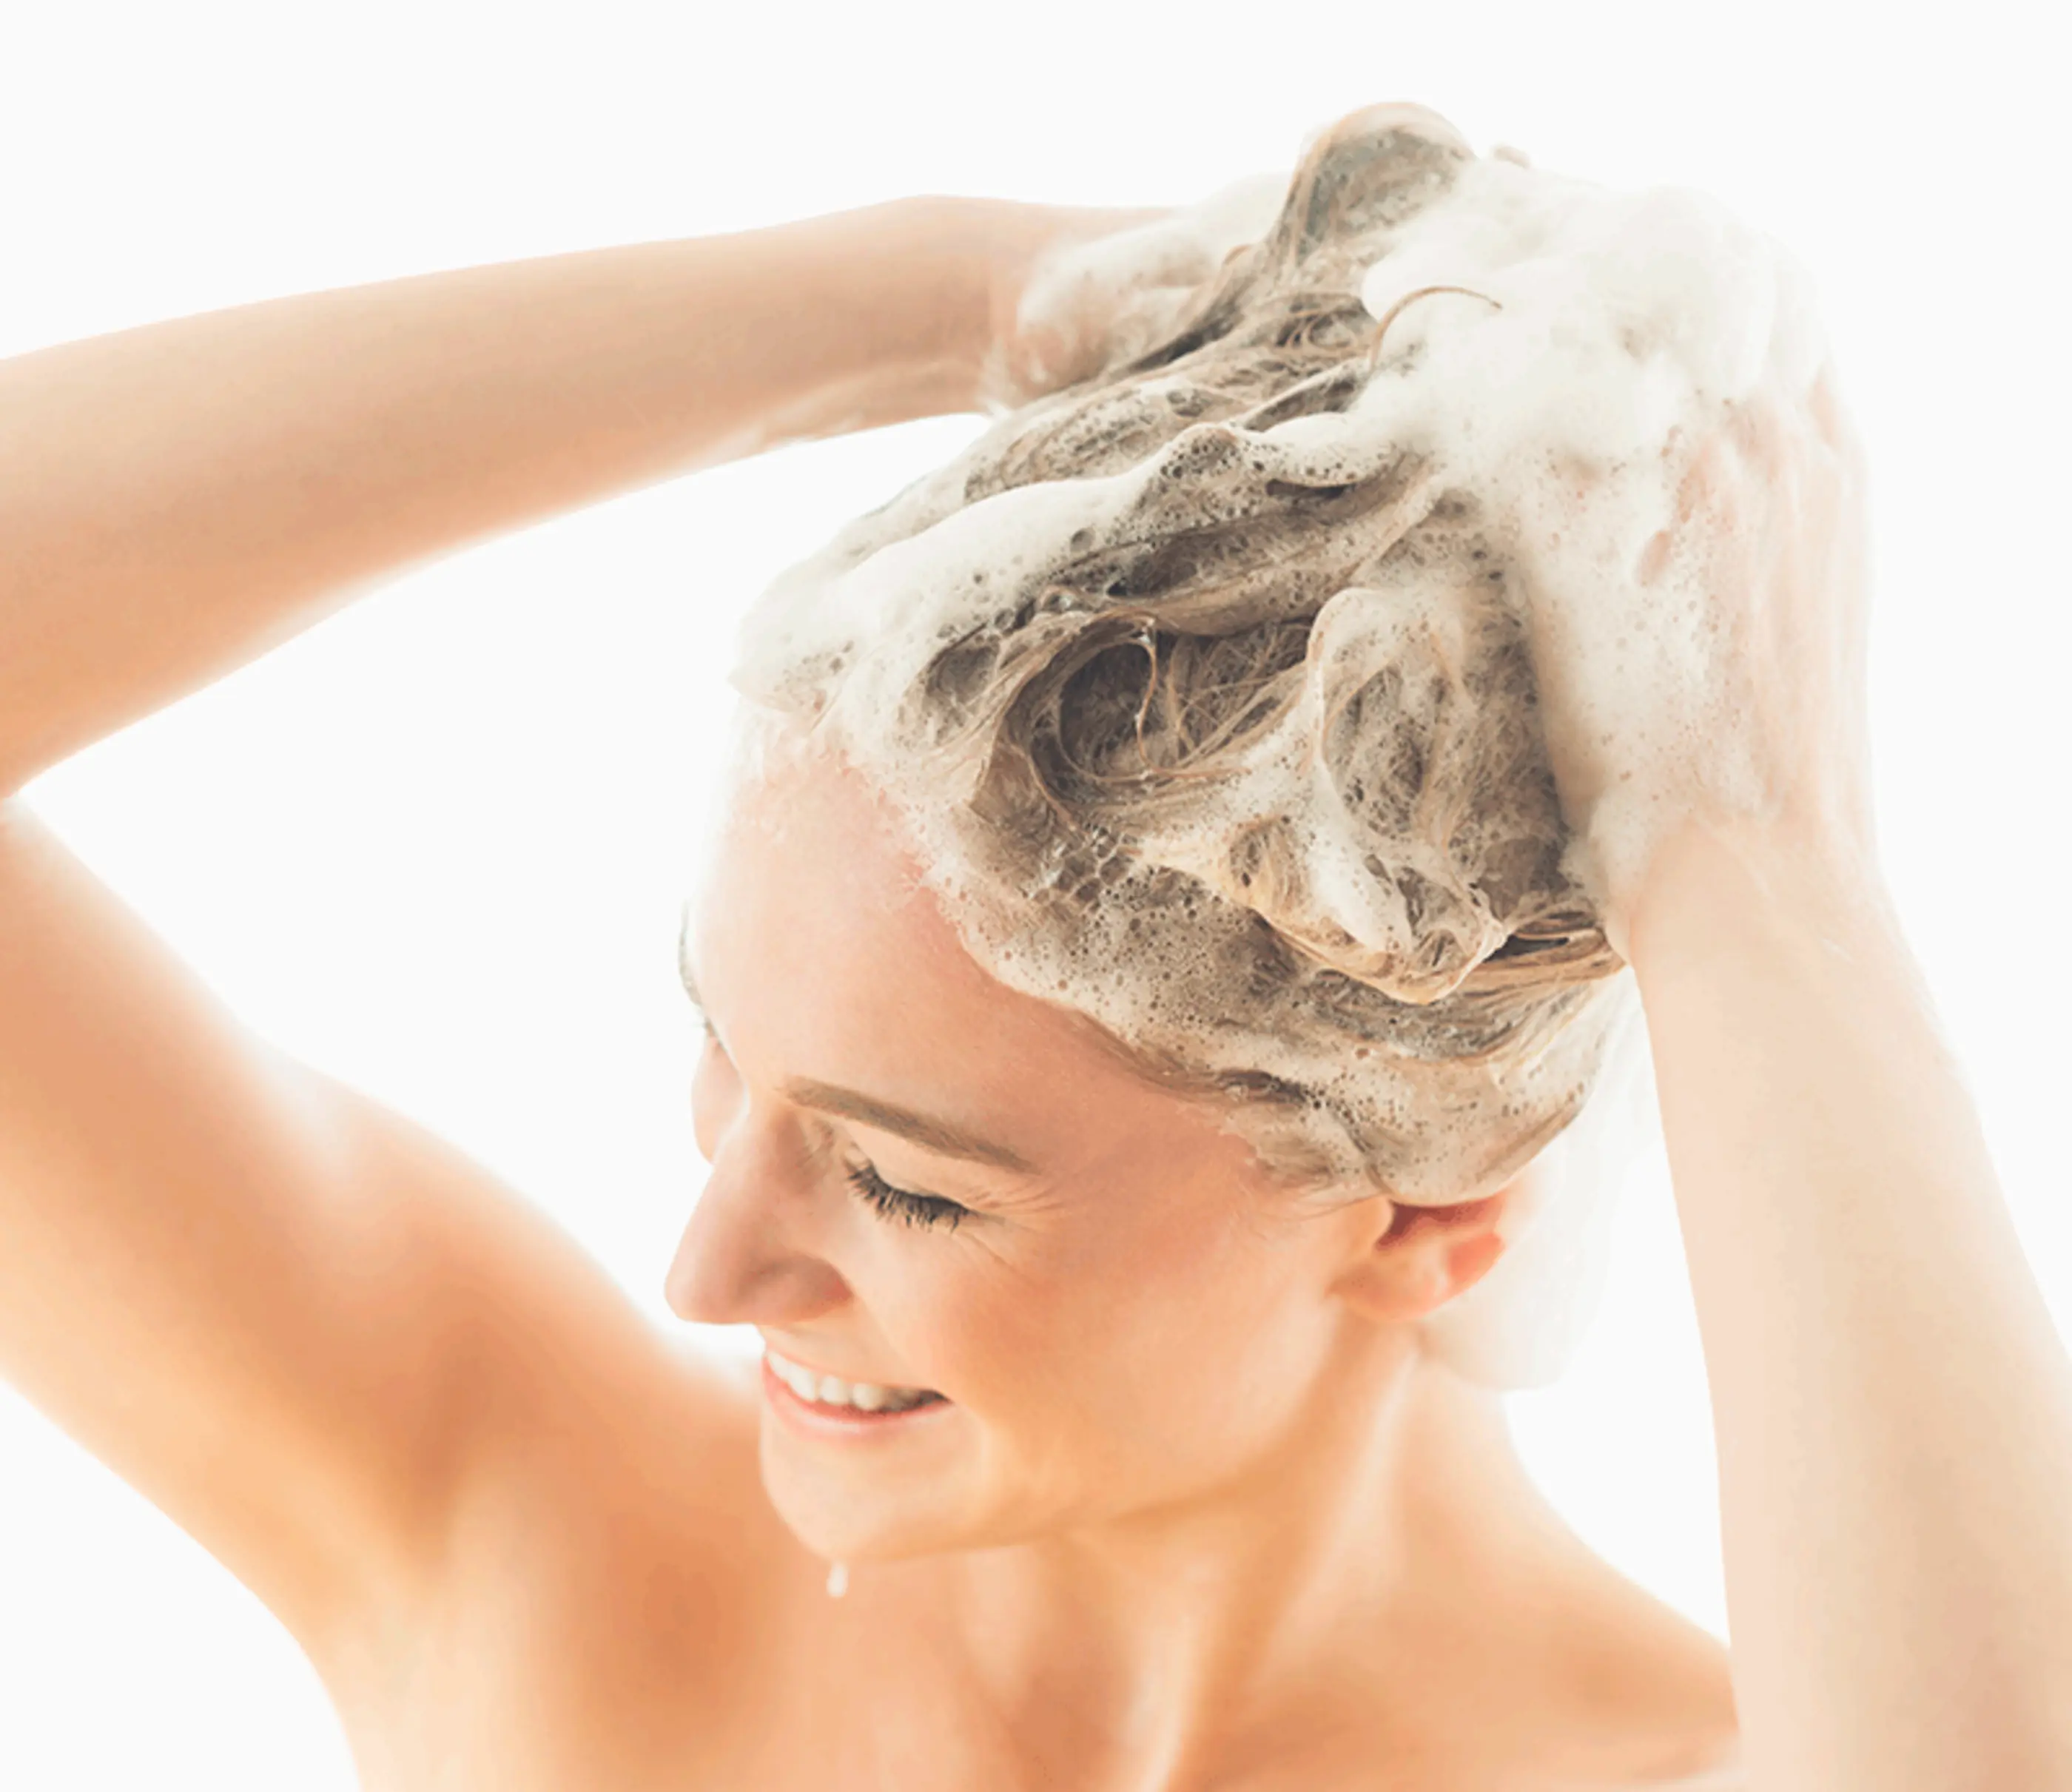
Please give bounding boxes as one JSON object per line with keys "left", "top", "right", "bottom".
{"left": 679, "top": 943, "right": 1037, "bottom": 1175}
{"left": 778, "top": 1077, "right": 1037, "bottom": 1173}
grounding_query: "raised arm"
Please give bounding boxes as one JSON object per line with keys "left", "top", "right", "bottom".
{"left": 1544, "top": 369, "right": 2072, "bottom": 1789}
{"left": 0, "top": 186, "right": 1181, "bottom": 1700}
{"left": 1631, "top": 815, "right": 2072, "bottom": 1791}
{"left": 0, "top": 195, "right": 991, "bottom": 794}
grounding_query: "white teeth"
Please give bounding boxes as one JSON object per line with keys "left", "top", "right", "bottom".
{"left": 766, "top": 1349, "right": 935, "bottom": 1414}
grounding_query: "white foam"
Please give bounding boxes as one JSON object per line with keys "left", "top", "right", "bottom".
{"left": 723, "top": 107, "right": 1834, "bottom": 1385}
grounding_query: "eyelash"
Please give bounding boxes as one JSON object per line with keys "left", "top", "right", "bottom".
{"left": 844, "top": 1161, "right": 969, "bottom": 1232}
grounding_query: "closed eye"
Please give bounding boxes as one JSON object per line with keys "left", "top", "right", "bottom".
{"left": 844, "top": 1160, "right": 969, "bottom": 1232}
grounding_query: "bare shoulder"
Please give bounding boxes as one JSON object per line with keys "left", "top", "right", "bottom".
{"left": 1544, "top": 1565, "right": 1743, "bottom": 1789}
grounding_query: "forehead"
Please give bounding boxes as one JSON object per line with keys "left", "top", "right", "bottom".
{"left": 683, "top": 738, "right": 1239, "bottom": 1173}
{"left": 691, "top": 741, "right": 983, "bottom": 1005}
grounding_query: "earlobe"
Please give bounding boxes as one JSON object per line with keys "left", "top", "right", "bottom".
{"left": 1444, "top": 1226, "right": 1505, "bottom": 1299}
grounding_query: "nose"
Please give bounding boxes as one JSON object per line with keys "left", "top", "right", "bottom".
{"left": 664, "top": 1114, "right": 850, "bottom": 1328}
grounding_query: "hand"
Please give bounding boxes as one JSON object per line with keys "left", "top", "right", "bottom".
{"left": 974, "top": 172, "right": 1290, "bottom": 414}
{"left": 1525, "top": 357, "right": 1876, "bottom": 949}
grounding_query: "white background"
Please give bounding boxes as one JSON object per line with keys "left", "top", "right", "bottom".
{"left": 1, "top": 2, "right": 2067, "bottom": 1785}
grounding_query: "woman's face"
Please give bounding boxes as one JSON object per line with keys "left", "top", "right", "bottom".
{"left": 668, "top": 745, "right": 1416, "bottom": 1565}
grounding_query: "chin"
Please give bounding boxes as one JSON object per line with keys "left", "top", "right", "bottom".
{"left": 757, "top": 1421, "right": 979, "bottom": 1564}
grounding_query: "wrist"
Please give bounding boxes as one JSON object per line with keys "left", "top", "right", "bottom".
{"left": 1622, "top": 814, "right": 1900, "bottom": 990}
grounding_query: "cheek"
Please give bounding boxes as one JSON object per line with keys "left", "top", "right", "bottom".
{"left": 915, "top": 1202, "right": 1326, "bottom": 1463}
{"left": 1105, "top": 1222, "right": 1328, "bottom": 1432}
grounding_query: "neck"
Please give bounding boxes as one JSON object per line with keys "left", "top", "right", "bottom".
{"left": 884, "top": 1336, "right": 1610, "bottom": 1788}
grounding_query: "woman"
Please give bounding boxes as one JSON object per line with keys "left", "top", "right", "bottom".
{"left": 1, "top": 99, "right": 2066, "bottom": 1790}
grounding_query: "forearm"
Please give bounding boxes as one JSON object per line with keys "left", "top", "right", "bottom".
{"left": 1629, "top": 821, "right": 2072, "bottom": 1791}
{"left": 0, "top": 195, "right": 989, "bottom": 795}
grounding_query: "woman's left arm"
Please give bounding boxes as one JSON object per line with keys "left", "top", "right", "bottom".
{"left": 1501, "top": 294, "right": 2072, "bottom": 1780}
{"left": 1631, "top": 814, "right": 2072, "bottom": 1792}
{"left": 1473, "top": 271, "right": 2072, "bottom": 1773}
{"left": 1569, "top": 359, "right": 2072, "bottom": 1788}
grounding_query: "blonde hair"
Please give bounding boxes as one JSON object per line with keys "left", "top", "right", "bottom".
{"left": 732, "top": 104, "right": 1655, "bottom": 1381}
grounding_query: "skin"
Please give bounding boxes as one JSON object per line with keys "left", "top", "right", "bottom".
{"left": 1, "top": 111, "right": 2069, "bottom": 1788}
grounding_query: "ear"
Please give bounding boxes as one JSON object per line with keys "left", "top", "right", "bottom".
{"left": 1329, "top": 1185, "right": 1511, "bottom": 1326}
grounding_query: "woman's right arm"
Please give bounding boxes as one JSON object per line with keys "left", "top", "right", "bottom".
{"left": 0, "top": 198, "right": 995, "bottom": 1685}
{"left": 0, "top": 195, "right": 992, "bottom": 791}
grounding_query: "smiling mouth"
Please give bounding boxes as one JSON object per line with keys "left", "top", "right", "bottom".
{"left": 763, "top": 1347, "right": 947, "bottom": 1417}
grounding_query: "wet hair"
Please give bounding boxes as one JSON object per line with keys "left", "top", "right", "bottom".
{"left": 733, "top": 102, "right": 1641, "bottom": 1252}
